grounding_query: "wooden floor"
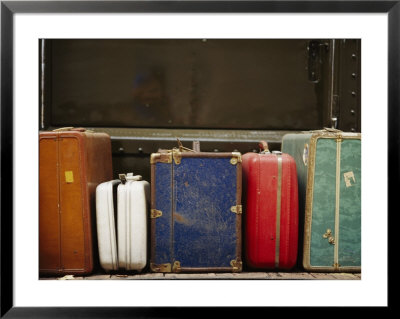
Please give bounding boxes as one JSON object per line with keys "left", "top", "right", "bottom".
{"left": 40, "top": 271, "right": 361, "bottom": 280}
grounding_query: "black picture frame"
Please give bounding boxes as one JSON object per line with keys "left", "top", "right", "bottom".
{"left": 1, "top": 1, "right": 395, "bottom": 317}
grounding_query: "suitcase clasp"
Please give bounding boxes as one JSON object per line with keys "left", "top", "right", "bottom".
{"left": 323, "top": 229, "right": 335, "bottom": 245}
{"left": 230, "top": 152, "right": 242, "bottom": 165}
{"left": 322, "top": 229, "right": 332, "bottom": 238}
{"left": 150, "top": 209, "right": 163, "bottom": 219}
{"left": 230, "top": 205, "right": 242, "bottom": 215}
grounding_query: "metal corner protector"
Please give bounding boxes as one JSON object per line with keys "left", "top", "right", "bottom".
{"left": 150, "top": 263, "right": 172, "bottom": 273}
{"left": 150, "top": 152, "right": 172, "bottom": 164}
{"left": 230, "top": 259, "right": 242, "bottom": 272}
{"left": 230, "top": 152, "right": 242, "bottom": 165}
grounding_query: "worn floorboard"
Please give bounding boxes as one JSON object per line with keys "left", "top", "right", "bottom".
{"left": 43, "top": 272, "right": 361, "bottom": 280}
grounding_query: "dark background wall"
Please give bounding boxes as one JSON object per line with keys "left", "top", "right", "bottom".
{"left": 40, "top": 39, "right": 361, "bottom": 180}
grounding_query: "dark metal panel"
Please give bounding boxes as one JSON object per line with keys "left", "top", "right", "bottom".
{"left": 311, "top": 39, "right": 334, "bottom": 128}
{"left": 337, "top": 39, "right": 361, "bottom": 132}
{"left": 47, "top": 39, "right": 331, "bottom": 130}
{"left": 331, "top": 39, "right": 361, "bottom": 132}
{"left": 88, "top": 127, "right": 293, "bottom": 179}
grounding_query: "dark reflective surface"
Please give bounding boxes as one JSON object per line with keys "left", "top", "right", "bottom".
{"left": 49, "top": 39, "right": 329, "bottom": 130}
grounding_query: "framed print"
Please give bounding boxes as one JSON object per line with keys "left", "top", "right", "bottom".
{"left": 1, "top": 0, "right": 395, "bottom": 316}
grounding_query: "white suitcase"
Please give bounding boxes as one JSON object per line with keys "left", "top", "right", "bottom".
{"left": 96, "top": 173, "right": 149, "bottom": 272}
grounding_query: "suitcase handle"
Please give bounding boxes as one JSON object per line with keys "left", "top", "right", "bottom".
{"left": 310, "top": 127, "right": 343, "bottom": 133}
{"left": 259, "top": 140, "right": 270, "bottom": 153}
{"left": 52, "top": 127, "right": 90, "bottom": 132}
{"left": 119, "top": 173, "right": 142, "bottom": 183}
{"left": 176, "top": 138, "right": 196, "bottom": 152}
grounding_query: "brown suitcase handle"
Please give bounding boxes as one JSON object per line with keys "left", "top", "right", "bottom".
{"left": 259, "top": 140, "right": 269, "bottom": 153}
{"left": 52, "top": 127, "right": 91, "bottom": 132}
{"left": 176, "top": 138, "right": 196, "bottom": 152}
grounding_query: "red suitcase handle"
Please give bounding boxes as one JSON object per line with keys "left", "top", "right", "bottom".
{"left": 259, "top": 140, "right": 269, "bottom": 153}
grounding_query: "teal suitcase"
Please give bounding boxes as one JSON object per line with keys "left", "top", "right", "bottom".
{"left": 281, "top": 129, "right": 361, "bottom": 272}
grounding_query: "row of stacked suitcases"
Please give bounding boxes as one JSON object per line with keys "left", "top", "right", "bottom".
{"left": 39, "top": 127, "right": 361, "bottom": 276}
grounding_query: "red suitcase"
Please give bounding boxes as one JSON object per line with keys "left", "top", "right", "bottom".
{"left": 242, "top": 141, "right": 298, "bottom": 270}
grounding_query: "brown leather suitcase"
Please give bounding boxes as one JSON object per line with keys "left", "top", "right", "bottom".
{"left": 39, "top": 128, "right": 113, "bottom": 276}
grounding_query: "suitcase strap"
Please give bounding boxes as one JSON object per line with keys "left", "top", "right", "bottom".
{"left": 176, "top": 138, "right": 196, "bottom": 152}
{"left": 275, "top": 153, "right": 283, "bottom": 268}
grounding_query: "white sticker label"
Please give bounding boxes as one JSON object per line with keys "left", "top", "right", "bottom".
{"left": 343, "top": 171, "right": 355, "bottom": 187}
{"left": 303, "top": 143, "right": 309, "bottom": 166}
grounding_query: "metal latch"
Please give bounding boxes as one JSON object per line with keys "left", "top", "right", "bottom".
{"left": 173, "top": 149, "right": 182, "bottom": 165}
{"left": 150, "top": 209, "right": 162, "bottom": 219}
{"left": 323, "top": 229, "right": 335, "bottom": 245}
{"left": 230, "top": 152, "right": 242, "bottom": 165}
{"left": 230, "top": 205, "right": 242, "bottom": 214}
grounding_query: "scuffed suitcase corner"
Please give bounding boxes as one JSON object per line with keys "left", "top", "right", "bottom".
{"left": 150, "top": 152, "right": 172, "bottom": 164}
{"left": 230, "top": 151, "right": 242, "bottom": 165}
{"left": 150, "top": 262, "right": 172, "bottom": 273}
{"left": 230, "top": 259, "right": 243, "bottom": 273}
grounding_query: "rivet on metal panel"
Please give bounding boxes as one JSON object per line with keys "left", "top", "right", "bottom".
{"left": 118, "top": 147, "right": 124, "bottom": 153}
{"left": 352, "top": 54, "right": 357, "bottom": 59}
{"left": 352, "top": 73, "right": 357, "bottom": 78}
{"left": 214, "top": 149, "right": 219, "bottom": 152}
{"left": 351, "top": 109, "right": 355, "bottom": 115}
{"left": 138, "top": 147, "right": 143, "bottom": 153}
{"left": 351, "top": 128, "right": 356, "bottom": 132}
{"left": 351, "top": 91, "right": 356, "bottom": 97}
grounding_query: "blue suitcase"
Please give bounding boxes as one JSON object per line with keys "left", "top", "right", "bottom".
{"left": 150, "top": 145, "right": 242, "bottom": 273}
